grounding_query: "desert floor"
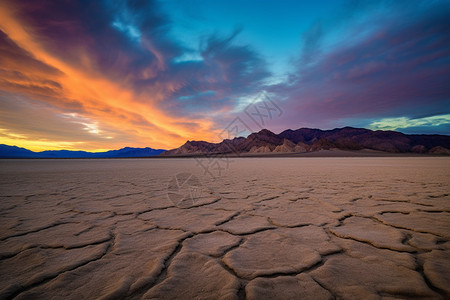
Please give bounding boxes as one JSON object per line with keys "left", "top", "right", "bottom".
{"left": 0, "top": 157, "right": 449, "bottom": 299}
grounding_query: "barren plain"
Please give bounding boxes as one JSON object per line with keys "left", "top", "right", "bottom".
{"left": 0, "top": 157, "right": 449, "bottom": 299}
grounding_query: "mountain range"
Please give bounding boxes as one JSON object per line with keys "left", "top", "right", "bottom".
{"left": 162, "top": 127, "right": 450, "bottom": 156}
{"left": 2, "top": 127, "right": 449, "bottom": 158}
{"left": 0, "top": 145, "right": 165, "bottom": 158}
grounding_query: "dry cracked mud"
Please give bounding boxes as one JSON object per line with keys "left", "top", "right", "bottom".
{"left": 0, "top": 157, "right": 449, "bottom": 299}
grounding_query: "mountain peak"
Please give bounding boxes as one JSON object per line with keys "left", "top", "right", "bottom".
{"left": 258, "top": 128, "right": 275, "bottom": 135}
{"left": 162, "top": 126, "right": 450, "bottom": 156}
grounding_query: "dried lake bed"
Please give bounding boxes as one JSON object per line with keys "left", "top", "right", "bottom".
{"left": 0, "top": 157, "right": 449, "bottom": 299}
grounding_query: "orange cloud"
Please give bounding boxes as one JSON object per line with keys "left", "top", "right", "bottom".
{"left": 0, "top": 2, "right": 218, "bottom": 151}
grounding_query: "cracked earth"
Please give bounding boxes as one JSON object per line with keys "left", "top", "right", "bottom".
{"left": 0, "top": 157, "right": 449, "bottom": 299}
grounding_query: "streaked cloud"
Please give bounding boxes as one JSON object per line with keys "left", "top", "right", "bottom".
{"left": 0, "top": 0, "right": 222, "bottom": 150}
{"left": 369, "top": 114, "right": 450, "bottom": 131}
{"left": 266, "top": 0, "right": 450, "bottom": 134}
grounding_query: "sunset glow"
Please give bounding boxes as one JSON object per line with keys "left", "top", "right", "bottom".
{"left": 1, "top": 0, "right": 449, "bottom": 151}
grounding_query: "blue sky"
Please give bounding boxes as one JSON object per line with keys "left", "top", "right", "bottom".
{"left": 163, "top": 0, "right": 344, "bottom": 76}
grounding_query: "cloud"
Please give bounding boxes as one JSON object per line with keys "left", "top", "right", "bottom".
{"left": 0, "top": 30, "right": 65, "bottom": 101}
{"left": 0, "top": 0, "right": 274, "bottom": 150}
{"left": 267, "top": 1, "right": 450, "bottom": 132}
{"left": 369, "top": 114, "right": 450, "bottom": 131}
{"left": 0, "top": 90, "right": 138, "bottom": 149}
{"left": 300, "top": 21, "right": 323, "bottom": 64}
{"left": 160, "top": 29, "right": 271, "bottom": 116}
{"left": 2, "top": 0, "right": 181, "bottom": 87}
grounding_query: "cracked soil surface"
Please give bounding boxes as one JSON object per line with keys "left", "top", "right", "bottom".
{"left": 0, "top": 157, "right": 449, "bottom": 299}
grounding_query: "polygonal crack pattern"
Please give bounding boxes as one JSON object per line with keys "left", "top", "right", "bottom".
{"left": 0, "top": 157, "right": 449, "bottom": 299}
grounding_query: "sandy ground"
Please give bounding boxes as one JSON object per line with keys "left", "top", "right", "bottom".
{"left": 0, "top": 157, "right": 449, "bottom": 299}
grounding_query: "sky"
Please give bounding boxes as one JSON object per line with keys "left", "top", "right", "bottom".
{"left": 0, "top": 0, "right": 449, "bottom": 151}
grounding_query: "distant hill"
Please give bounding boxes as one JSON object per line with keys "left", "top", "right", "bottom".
{"left": 161, "top": 127, "right": 450, "bottom": 156}
{"left": 0, "top": 145, "right": 166, "bottom": 158}
{"left": 3, "top": 127, "right": 449, "bottom": 158}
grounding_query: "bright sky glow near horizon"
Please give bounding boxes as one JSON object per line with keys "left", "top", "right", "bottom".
{"left": 0, "top": 0, "right": 449, "bottom": 151}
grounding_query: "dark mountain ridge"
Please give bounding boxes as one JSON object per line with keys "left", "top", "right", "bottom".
{"left": 0, "top": 145, "right": 166, "bottom": 158}
{"left": 162, "top": 126, "right": 450, "bottom": 155}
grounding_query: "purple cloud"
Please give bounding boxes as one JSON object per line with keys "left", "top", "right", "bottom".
{"left": 267, "top": 2, "right": 450, "bottom": 132}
